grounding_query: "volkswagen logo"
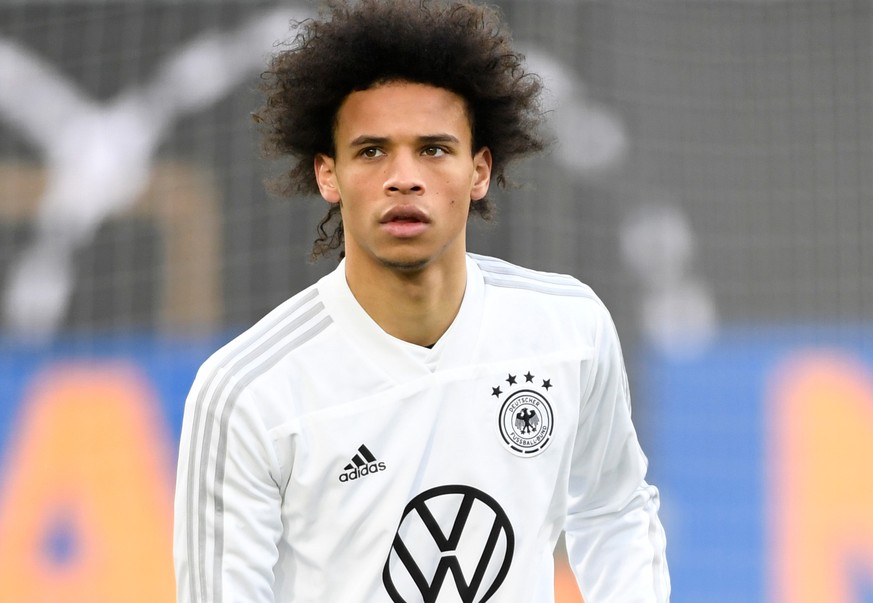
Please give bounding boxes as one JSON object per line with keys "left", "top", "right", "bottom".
{"left": 383, "top": 485, "right": 515, "bottom": 602}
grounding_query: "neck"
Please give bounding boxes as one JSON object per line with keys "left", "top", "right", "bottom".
{"left": 344, "top": 253, "right": 468, "bottom": 347}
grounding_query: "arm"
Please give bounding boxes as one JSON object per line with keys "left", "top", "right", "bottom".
{"left": 564, "top": 303, "right": 670, "bottom": 602}
{"left": 174, "top": 366, "right": 284, "bottom": 603}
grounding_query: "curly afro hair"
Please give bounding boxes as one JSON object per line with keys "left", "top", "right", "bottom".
{"left": 256, "top": 0, "right": 546, "bottom": 259}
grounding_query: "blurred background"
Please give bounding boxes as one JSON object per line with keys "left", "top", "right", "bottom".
{"left": 0, "top": 0, "right": 871, "bottom": 601}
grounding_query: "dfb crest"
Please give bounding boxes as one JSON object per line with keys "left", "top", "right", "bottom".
{"left": 492, "top": 371, "right": 555, "bottom": 457}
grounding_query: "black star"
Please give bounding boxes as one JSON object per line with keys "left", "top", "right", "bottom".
{"left": 506, "top": 374, "right": 517, "bottom": 386}
{"left": 542, "top": 379, "right": 552, "bottom": 390}
{"left": 524, "top": 371, "right": 534, "bottom": 383}
{"left": 492, "top": 386, "right": 503, "bottom": 397}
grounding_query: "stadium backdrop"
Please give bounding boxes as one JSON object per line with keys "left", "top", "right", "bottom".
{"left": 1, "top": 331, "right": 871, "bottom": 601}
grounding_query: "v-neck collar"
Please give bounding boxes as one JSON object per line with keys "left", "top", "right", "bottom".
{"left": 317, "top": 255, "right": 485, "bottom": 383}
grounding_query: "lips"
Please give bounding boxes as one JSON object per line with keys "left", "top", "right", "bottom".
{"left": 379, "top": 205, "right": 431, "bottom": 238}
{"left": 379, "top": 205, "right": 431, "bottom": 225}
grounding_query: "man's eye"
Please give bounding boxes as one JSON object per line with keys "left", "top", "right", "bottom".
{"left": 360, "top": 148, "right": 384, "bottom": 158}
{"left": 422, "top": 146, "right": 447, "bottom": 157}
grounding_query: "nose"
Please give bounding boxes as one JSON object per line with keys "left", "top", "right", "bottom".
{"left": 383, "top": 152, "right": 425, "bottom": 195}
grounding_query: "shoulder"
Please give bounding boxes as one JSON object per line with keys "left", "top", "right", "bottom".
{"left": 469, "top": 253, "right": 616, "bottom": 343}
{"left": 191, "top": 281, "right": 332, "bottom": 403}
{"left": 470, "top": 253, "right": 602, "bottom": 305}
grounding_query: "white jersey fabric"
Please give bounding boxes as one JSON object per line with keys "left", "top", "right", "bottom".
{"left": 174, "top": 253, "right": 670, "bottom": 602}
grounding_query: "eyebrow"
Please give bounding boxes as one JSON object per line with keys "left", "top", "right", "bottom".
{"left": 348, "top": 134, "right": 461, "bottom": 147}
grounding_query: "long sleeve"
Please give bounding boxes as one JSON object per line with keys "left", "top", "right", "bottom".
{"left": 564, "top": 302, "right": 670, "bottom": 602}
{"left": 174, "top": 365, "right": 285, "bottom": 603}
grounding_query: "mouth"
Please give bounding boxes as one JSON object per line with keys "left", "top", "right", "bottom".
{"left": 379, "top": 205, "right": 431, "bottom": 238}
{"left": 379, "top": 205, "right": 431, "bottom": 225}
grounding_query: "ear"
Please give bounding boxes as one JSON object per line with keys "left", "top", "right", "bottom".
{"left": 314, "top": 153, "right": 341, "bottom": 204}
{"left": 470, "top": 147, "right": 492, "bottom": 201}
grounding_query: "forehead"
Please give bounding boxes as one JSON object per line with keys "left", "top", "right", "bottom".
{"left": 333, "top": 82, "right": 473, "bottom": 142}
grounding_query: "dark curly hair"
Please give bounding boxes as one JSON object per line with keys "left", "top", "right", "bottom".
{"left": 256, "top": 0, "right": 546, "bottom": 259}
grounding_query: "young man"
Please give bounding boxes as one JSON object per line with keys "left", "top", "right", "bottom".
{"left": 174, "top": 1, "right": 670, "bottom": 601}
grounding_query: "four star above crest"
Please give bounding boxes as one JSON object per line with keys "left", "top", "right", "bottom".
{"left": 492, "top": 371, "right": 554, "bottom": 396}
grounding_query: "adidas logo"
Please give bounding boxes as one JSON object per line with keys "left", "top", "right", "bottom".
{"left": 338, "top": 444, "right": 387, "bottom": 483}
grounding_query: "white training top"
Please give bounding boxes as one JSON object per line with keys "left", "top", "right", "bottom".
{"left": 174, "top": 254, "right": 670, "bottom": 602}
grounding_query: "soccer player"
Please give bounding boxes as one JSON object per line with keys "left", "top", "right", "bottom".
{"left": 173, "top": 1, "right": 670, "bottom": 601}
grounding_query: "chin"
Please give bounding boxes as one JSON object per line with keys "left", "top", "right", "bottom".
{"left": 378, "top": 256, "right": 430, "bottom": 272}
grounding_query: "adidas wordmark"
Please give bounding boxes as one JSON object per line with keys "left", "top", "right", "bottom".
{"left": 339, "top": 444, "right": 387, "bottom": 482}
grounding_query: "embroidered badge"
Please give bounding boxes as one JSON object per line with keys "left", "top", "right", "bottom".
{"left": 492, "top": 372, "right": 554, "bottom": 457}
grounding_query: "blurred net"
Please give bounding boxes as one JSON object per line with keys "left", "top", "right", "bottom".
{"left": 1, "top": 0, "right": 869, "bottom": 340}
{"left": 0, "top": 1, "right": 868, "bottom": 344}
